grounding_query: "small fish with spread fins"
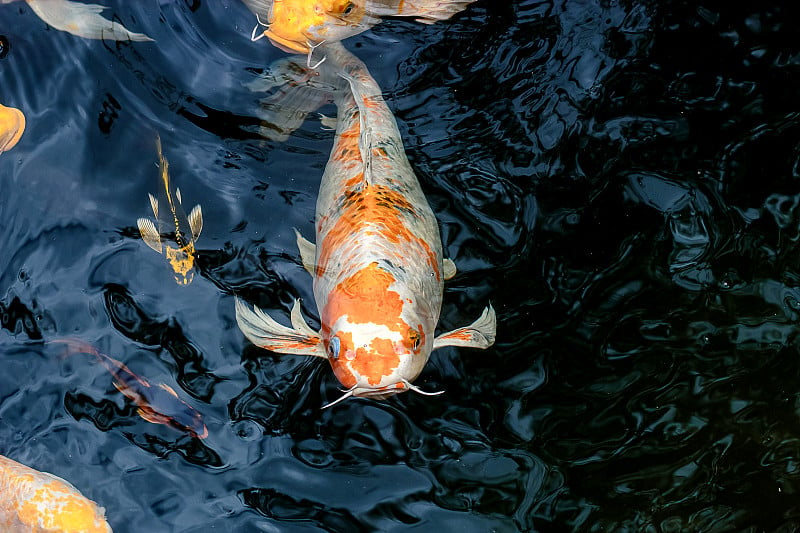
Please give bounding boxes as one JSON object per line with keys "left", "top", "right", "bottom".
{"left": 237, "top": 42, "right": 496, "bottom": 408}
{"left": 0, "top": 103, "right": 24, "bottom": 153}
{"left": 0, "top": 0, "right": 153, "bottom": 41}
{"left": 0, "top": 453, "right": 111, "bottom": 532}
{"left": 55, "top": 338, "right": 208, "bottom": 439}
{"left": 137, "top": 136, "right": 204, "bottom": 286}
{"left": 243, "top": 0, "right": 475, "bottom": 55}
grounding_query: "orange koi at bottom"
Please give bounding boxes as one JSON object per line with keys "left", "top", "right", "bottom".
{"left": 0, "top": 454, "right": 111, "bottom": 533}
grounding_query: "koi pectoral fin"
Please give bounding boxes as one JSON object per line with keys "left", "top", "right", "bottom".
{"left": 433, "top": 304, "right": 497, "bottom": 350}
{"left": 235, "top": 298, "right": 326, "bottom": 357}
{"left": 137, "top": 218, "right": 163, "bottom": 254}
{"left": 294, "top": 229, "right": 316, "bottom": 275}
{"left": 27, "top": 0, "right": 154, "bottom": 41}
{"left": 443, "top": 258, "right": 457, "bottom": 280}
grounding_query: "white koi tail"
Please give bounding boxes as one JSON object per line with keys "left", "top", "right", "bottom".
{"left": 235, "top": 298, "right": 325, "bottom": 357}
{"left": 27, "top": 0, "right": 153, "bottom": 41}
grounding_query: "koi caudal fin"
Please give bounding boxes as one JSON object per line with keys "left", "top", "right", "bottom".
{"left": 235, "top": 298, "right": 326, "bottom": 357}
{"left": 27, "top": 0, "right": 153, "bottom": 41}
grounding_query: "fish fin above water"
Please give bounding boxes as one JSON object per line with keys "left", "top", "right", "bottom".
{"left": 188, "top": 204, "right": 203, "bottom": 241}
{"left": 148, "top": 193, "right": 159, "bottom": 219}
{"left": 433, "top": 304, "right": 497, "bottom": 350}
{"left": 27, "top": 0, "right": 154, "bottom": 41}
{"left": 294, "top": 229, "right": 316, "bottom": 275}
{"left": 137, "top": 217, "right": 163, "bottom": 254}
{"left": 390, "top": 0, "right": 476, "bottom": 24}
{"left": 235, "top": 298, "right": 326, "bottom": 357}
{"left": 443, "top": 258, "right": 457, "bottom": 280}
{"left": 290, "top": 299, "right": 319, "bottom": 338}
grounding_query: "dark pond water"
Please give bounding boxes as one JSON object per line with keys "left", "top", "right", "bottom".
{"left": 2, "top": 0, "right": 800, "bottom": 531}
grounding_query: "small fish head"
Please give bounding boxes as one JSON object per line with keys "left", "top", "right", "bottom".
{"left": 265, "top": 0, "right": 367, "bottom": 52}
{"left": 165, "top": 243, "right": 196, "bottom": 285}
{"left": 174, "top": 408, "right": 208, "bottom": 439}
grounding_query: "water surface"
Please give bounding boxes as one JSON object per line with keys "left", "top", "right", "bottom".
{"left": 1, "top": 0, "right": 800, "bottom": 531}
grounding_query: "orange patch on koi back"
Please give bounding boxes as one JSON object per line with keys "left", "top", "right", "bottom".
{"left": 317, "top": 183, "right": 439, "bottom": 276}
{"left": 323, "top": 263, "right": 406, "bottom": 328}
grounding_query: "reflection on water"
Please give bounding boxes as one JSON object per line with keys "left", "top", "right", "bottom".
{"left": 1, "top": 0, "right": 800, "bottom": 531}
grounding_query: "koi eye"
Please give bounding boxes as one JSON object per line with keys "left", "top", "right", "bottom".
{"left": 328, "top": 336, "right": 340, "bottom": 360}
{"left": 342, "top": 2, "right": 354, "bottom": 15}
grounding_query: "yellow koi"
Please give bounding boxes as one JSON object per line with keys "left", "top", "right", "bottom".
{"left": 0, "top": 454, "right": 112, "bottom": 532}
{"left": 137, "top": 136, "right": 203, "bottom": 285}
{"left": 243, "top": 0, "right": 475, "bottom": 54}
{"left": 0, "top": 103, "right": 24, "bottom": 153}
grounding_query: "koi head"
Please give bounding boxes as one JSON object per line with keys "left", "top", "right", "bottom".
{"left": 165, "top": 242, "right": 197, "bottom": 285}
{"left": 319, "top": 262, "right": 441, "bottom": 407}
{"left": 263, "top": 0, "right": 372, "bottom": 53}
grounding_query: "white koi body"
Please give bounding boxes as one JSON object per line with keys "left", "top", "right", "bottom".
{"left": 237, "top": 43, "right": 495, "bottom": 406}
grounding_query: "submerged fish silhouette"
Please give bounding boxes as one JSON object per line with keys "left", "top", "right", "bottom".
{"left": 137, "top": 136, "right": 204, "bottom": 286}
{"left": 243, "top": 0, "right": 475, "bottom": 54}
{"left": 0, "top": 453, "right": 112, "bottom": 533}
{"left": 236, "top": 42, "right": 496, "bottom": 408}
{"left": 55, "top": 338, "right": 208, "bottom": 439}
{"left": 0, "top": 103, "right": 24, "bottom": 153}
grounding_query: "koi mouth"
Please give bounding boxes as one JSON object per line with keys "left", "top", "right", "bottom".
{"left": 265, "top": 30, "right": 309, "bottom": 53}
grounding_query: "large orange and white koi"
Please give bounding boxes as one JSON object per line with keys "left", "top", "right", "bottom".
{"left": 243, "top": 0, "right": 475, "bottom": 55}
{"left": 0, "top": 454, "right": 112, "bottom": 532}
{"left": 236, "top": 42, "right": 495, "bottom": 407}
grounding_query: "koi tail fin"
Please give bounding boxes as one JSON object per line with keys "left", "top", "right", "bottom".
{"left": 393, "top": 0, "right": 477, "bottom": 24}
{"left": 27, "top": 0, "right": 154, "bottom": 41}
{"left": 432, "top": 304, "right": 497, "bottom": 350}
{"left": 235, "top": 298, "right": 326, "bottom": 357}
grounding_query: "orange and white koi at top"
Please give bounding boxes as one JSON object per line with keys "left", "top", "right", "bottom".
{"left": 236, "top": 42, "right": 495, "bottom": 407}
{"left": 243, "top": 0, "right": 475, "bottom": 53}
{"left": 0, "top": 454, "right": 112, "bottom": 533}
